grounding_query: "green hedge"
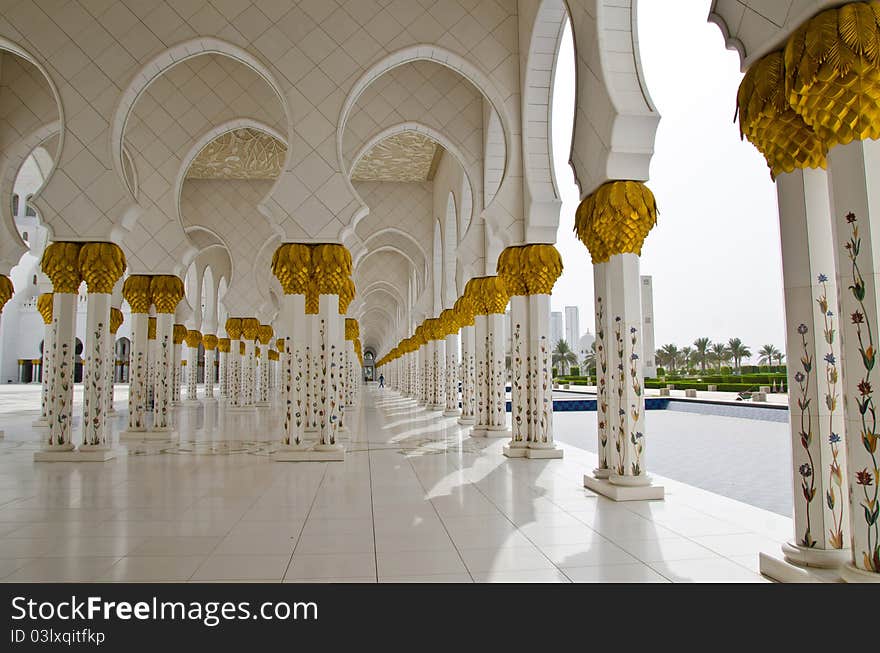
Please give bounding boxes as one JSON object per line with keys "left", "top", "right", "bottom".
{"left": 645, "top": 381, "right": 779, "bottom": 392}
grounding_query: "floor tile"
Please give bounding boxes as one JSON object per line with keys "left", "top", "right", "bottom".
{"left": 193, "top": 555, "right": 291, "bottom": 581}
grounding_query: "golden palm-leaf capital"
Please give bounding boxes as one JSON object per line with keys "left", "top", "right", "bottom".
{"left": 573, "top": 181, "right": 658, "bottom": 263}
{"left": 312, "top": 243, "right": 352, "bottom": 295}
{"left": 225, "top": 318, "right": 243, "bottom": 340}
{"left": 496, "top": 246, "right": 527, "bottom": 296}
{"left": 258, "top": 325, "right": 274, "bottom": 345}
{"left": 0, "top": 275, "right": 14, "bottom": 315}
{"left": 78, "top": 242, "right": 126, "bottom": 294}
{"left": 149, "top": 275, "right": 184, "bottom": 314}
{"left": 203, "top": 334, "right": 218, "bottom": 350}
{"left": 785, "top": 2, "right": 880, "bottom": 148}
{"left": 217, "top": 338, "right": 230, "bottom": 353}
{"left": 42, "top": 242, "right": 83, "bottom": 294}
{"left": 173, "top": 324, "right": 188, "bottom": 345}
{"left": 272, "top": 243, "right": 312, "bottom": 295}
{"left": 123, "top": 275, "right": 153, "bottom": 314}
{"left": 36, "top": 292, "right": 53, "bottom": 324}
{"left": 185, "top": 330, "right": 202, "bottom": 348}
{"left": 109, "top": 307, "right": 124, "bottom": 334}
{"left": 521, "top": 244, "right": 563, "bottom": 295}
{"left": 241, "top": 318, "right": 260, "bottom": 341}
{"left": 737, "top": 50, "right": 827, "bottom": 177}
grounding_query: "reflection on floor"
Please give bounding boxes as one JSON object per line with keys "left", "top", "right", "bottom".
{"left": 0, "top": 384, "right": 788, "bottom": 582}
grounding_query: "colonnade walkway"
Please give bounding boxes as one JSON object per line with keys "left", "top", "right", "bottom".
{"left": 0, "top": 384, "right": 805, "bottom": 582}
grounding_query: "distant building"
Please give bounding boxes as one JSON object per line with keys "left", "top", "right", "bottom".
{"left": 550, "top": 312, "right": 563, "bottom": 348}
{"left": 578, "top": 331, "right": 595, "bottom": 366}
{"left": 641, "top": 276, "right": 657, "bottom": 378}
{"left": 565, "top": 306, "right": 579, "bottom": 348}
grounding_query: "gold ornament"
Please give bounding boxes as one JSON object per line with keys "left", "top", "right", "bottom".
{"left": 173, "top": 324, "right": 188, "bottom": 345}
{"left": 36, "top": 292, "right": 53, "bottom": 324}
{"left": 150, "top": 275, "right": 184, "bottom": 314}
{"left": 239, "top": 341, "right": 246, "bottom": 355}
{"left": 312, "top": 244, "right": 352, "bottom": 295}
{"left": 454, "top": 295, "right": 474, "bottom": 327}
{"left": 218, "top": 338, "right": 230, "bottom": 353}
{"left": 109, "top": 307, "right": 124, "bottom": 334}
{"left": 338, "top": 277, "right": 356, "bottom": 314}
{"left": 148, "top": 317, "right": 157, "bottom": 340}
{"left": 276, "top": 338, "right": 285, "bottom": 352}
{"left": 271, "top": 243, "right": 312, "bottom": 295}
{"left": 42, "top": 242, "right": 82, "bottom": 294}
{"left": 737, "top": 51, "right": 827, "bottom": 177}
{"left": 345, "top": 318, "right": 359, "bottom": 341}
{"left": 255, "top": 347, "right": 261, "bottom": 358}
{"left": 258, "top": 324, "right": 274, "bottom": 345}
{"left": 78, "top": 242, "right": 126, "bottom": 294}
{"left": 269, "top": 350, "right": 279, "bottom": 361}
{"left": 439, "top": 308, "right": 459, "bottom": 335}
{"left": 225, "top": 318, "right": 242, "bottom": 340}
{"left": 0, "top": 275, "right": 13, "bottom": 314}
{"left": 521, "top": 244, "right": 563, "bottom": 295}
{"left": 574, "top": 181, "right": 658, "bottom": 263}
{"left": 203, "top": 334, "right": 218, "bottom": 350}
{"left": 305, "top": 281, "right": 319, "bottom": 315}
{"left": 123, "top": 275, "right": 153, "bottom": 314}
{"left": 242, "top": 317, "right": 260, "bottom": 341}
{"left": 497, "top": 247, "right": 527, "bottom": 296}
{"left": 185, "top": 330, "right": 202, "bottom": 348}
{"left": 785, "top": 2, "right": 880, "bottom": 149}
{"left": 470, "top": 276, "right": 508, "bottom": 315}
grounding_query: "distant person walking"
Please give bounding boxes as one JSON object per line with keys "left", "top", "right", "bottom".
{"left": 378, "top": 374, "right": 385, "bottom": 388}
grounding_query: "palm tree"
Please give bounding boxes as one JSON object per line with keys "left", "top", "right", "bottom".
{"left": 680, "top": 346, "right": 694, "bottom": 373}
{"left": 580, "top": 341, "right": 596, "bottom": 376}
{"left": 693, "top": 337, "right": 711, "bottom": 373}
{"left": 710, "top": 342, "right": 730, "bottom": 372}
{"left": 773, "top": 351, "right": 785, "bottom": 368}
{"left": 657, "top": 344, "right": 680, "bottom": 373}
{"left": 552, "top": 340, "right": 578, "bottom": 375}
{"left": 758, "top": 344, "right": 781, "bottom": 367}
{"left": 727, "top": 338, "right": 751, "bottom": 374}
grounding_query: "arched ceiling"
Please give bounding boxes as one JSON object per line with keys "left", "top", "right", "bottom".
{"left": 187, "top": 128, "right": 287, "bottom": 180}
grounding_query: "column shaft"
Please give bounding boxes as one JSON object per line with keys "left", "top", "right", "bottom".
{"left": 127, "top": 313, "right": 149, "bottom": 431}
{"left": 81, "top": 292, "right": 111, "bottom": 447}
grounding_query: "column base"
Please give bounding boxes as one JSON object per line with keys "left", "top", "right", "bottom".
{"left": 204, "top": 397, "right": 217, "bottom": 403}
{"left": 592, "top": 468, "right": 611, "bottom": 479}
{"left": 483, "top": 426, "right": 510, "bottom": 438}
{"left": 273, "top": 444, "right": 344, "bottom": 462}
{"left": 458, "top": 416, "right": 475, "bottom": 426}
{"left": 429, "top": 403, "right": 444, "bottom": 411}
{"left": 31, "top": 418, "right": 49, "bottom": 427}
{"left": 526, "top": 445, "right": 563, "bottom": 459}
{"left": 181, "top": 400, "right": 201, "bottom": 406}
{"left": 443, "top": 409, "right": 461, "bottom": 417}
{"left": 34, "top": 448, "right": 117, "bottom": 462}
{"left": 759, "top": 549, "right": 847, "bottom": 583}
{"left": 781, "top": 542, "right": 850, "bottom": 569}
{"left": 226, "top": 406, "right": 256, "bottom": 413}
{"left": 119, "top": 429, "right": 178, "bottom": 441}
{"left": 583, "top": 475, "right": 664, "bottom": 501}
{"left": 840, "top": 563, "right": 880, "bottom": 583}
{"left": 255, "top": 401, "right": 270, "bottom": 407}
{"left": 502, "top": 443, "right": 528, "bottom": 458}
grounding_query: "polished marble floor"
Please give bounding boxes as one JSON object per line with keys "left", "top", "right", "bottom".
{"left": 0, "top": 384, "right": 789, "bottom": 582}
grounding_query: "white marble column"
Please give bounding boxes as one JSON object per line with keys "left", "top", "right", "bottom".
{"left": 185, "top": 330, "right": 201, "bottom": 402}
{"left": 218, "top": 342, "right": 228, "bottom": 399}
{"left": 172, "top": 324, "right": 185, "bottom": 405}
{"left": 151, "top": 312, "right": 176, "bottom": 432}
{"left": 225, "top": 318, "right": 242, "bottom": 409}
{"left": 146, "top": 317, "right": 157, "bottom": 413}
{"left": 32, "top": 293, "right": 53, "bottom": 428}
{"left": 486, "top": 311, "right": 508, "bottom": 437}
{"left": 316, "top": 294, "right": 344, "bottom": 454}
{"left": 825, "top": 138, "right": 880, "bottom": 581}
{"left": 583, "top": 253, "right": 662, "bottom": 501}
{"left": 444, "top": 330, "right": 460, "bottom": 416}
{"left": 203, "top": 335, "right": 217, "bottom": 400}
{"left": 306, "top": 313, "right": 320, "bottom": 433}
{"left": 39, "top": 291, "right": 78, "bottom": 455}
{"left": 123, "top": 311, "right": 149, "bottom": 435}
{"left": 431, "top": 335, "right": 446, "bottom": 411}
{"left": 459, "top": 323, "right": 476, "bottom": 425}
{"left": 80, "top": 290, "right": 112, "bottom": 449}
{"left": 472, "top": 314, "right": 488, "bottom": 436}
{"left": 106, "top": 307, "right": 123, "bottom": 417}
{"left": 760, "top": 167, "right": 851, "bottom": 581}
{"left": 505, "top": 295, "right": 529, "bottom": 455}
{"left": 592, "top": 263, "right": 612, "bottom": 478}
{"left": 526, "top": 293, "right": 561, "bottom": 458}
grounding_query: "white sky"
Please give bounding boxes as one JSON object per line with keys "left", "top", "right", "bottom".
{"left": 549, "top": 0, "right": 785, "bottom": 355}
